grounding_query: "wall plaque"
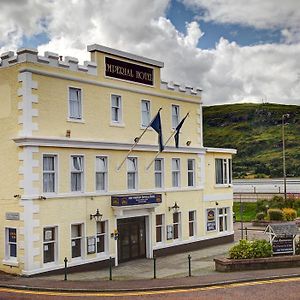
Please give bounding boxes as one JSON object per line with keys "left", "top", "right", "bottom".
{"left": 111, "top": 193, "right": 162, "bottom": 207}
{"left": 105, "top": 57, "right": 154, "bottom": 86}
{"left": 6, "top": 212, "right": 20, "bottom": 220}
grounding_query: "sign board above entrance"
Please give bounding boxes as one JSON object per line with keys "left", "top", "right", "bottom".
{"left": 105, "top": 57, "right": 154, "bottom": 86}
{"left": 111, "top": 194, "right": 162, "bottom": 207}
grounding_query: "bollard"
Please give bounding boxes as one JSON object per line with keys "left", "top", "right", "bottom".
{"left": 64, "top": 257, "right": 68, "bottom": 281}
{"left": 153, "top": 256, "right": 157, "bottom": 279}
{"left": 188, "top": 254, "right": 192, "bottom": 277}
{"left": 109, "top": 256, "right": 113, "bottom": 281}
{"left": 245, "top": 227, "right": 248, "bottom": 240}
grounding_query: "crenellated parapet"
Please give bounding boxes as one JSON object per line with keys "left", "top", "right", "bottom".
{"left": 0, "top": 48, "right": 97, "bottom": 75}
{"left": 160, "top": 79, "right": 202, "bottom": 96}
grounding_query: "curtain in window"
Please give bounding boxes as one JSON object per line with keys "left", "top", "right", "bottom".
{"left": 142, "top": 100, "right": 150, "bottom": 126}
{"left": 69, "top": 88, "right": 81, "bottom": 119}
{"left": 71, "top": 157, "right": 83, "bottom": 191}
{"left": 127, "top": 158, "right": 137, "bottom": 189}
{"left": 215, "top": 159, "right": 223, "bottom": 184}
{"left": 43, "top": 156, "right": 55, "bottom": 193}
{"left": 96, "top": 157, "right": 107, "bottom": 191}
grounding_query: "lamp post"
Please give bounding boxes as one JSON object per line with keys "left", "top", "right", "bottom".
{"left": 282, "top": 114, "right": 289, "bottom": 200}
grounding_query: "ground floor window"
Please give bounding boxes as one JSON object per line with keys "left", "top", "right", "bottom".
{"left": 218, "top": 208, "right": 229, "bottom": 232}
{"left": 96, "top": 221, "right": 107, "bottom": 253}
{"left": 156, "top": 214, "right": 165, "bottom": 243}
{"left": 43, "top": 227, "right": 57, "bottom": 263}
{"left": 5, "top": 228, "right": 17, "bottom": 260}
{"left": 173, "top": 212, "right": 181, "bottom": 239}
{"left": 189, "top": 211, "right": 196, "bottom": 237}
{"left": 71, "top": 224, "right": 83, "bottom": 258}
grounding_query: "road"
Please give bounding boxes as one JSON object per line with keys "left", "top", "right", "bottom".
{"left": 1, "top": 276, "right": 300, "bottom": 300}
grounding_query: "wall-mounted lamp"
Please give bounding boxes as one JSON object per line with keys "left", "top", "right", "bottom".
{"left": 186, "top": 140, "right": 192, "bottom": 146}
{"left": 90, "top": 209, "right": 103, "bottom": 221}
{"left": 169, "top": 202, "right": 180, "bottom": 212}
{"left": 38, "top": 196, "right": 46, "bottom": 200}
{"left": 66, "top": 130, "right": 71, "bottom": 138}
{"left": 14, "top": 194, "right": 21, "bottom": 198}
{"left": 215, "top": 202, "right": 219, "bottom": 206}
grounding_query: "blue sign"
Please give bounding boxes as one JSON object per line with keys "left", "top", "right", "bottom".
{"left": 111, "top": 194, "right": 162, "bottom": 206}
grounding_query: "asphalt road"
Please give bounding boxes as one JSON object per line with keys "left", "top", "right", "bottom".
{"left": 1, "top": 277, "right": 300, "bottom": 300}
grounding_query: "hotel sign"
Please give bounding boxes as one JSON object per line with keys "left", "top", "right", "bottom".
{"left": 105, "top": 57, "right": 154, "bottom": 86}
{"left": 111, "top": 194, "right": 162, "bottom": 207}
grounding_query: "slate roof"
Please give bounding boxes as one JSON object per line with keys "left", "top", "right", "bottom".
{"left": 265, "top": 223, "right": 299, "bottom": 236}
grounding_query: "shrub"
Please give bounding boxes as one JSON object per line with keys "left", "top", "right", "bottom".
{"left": 270, "top": 196, "right": 285, "bottom": 209}
{"left": 256, "top": 199, "right": 269, "bottom": 213}
{"left": 282, "top": 208, "right": 297, "bottom": 221}
{"left": 229, "top": 239, "right": 272, "bottom": 259}
{"left": 294, "top": 198, "right": 300, "bottom": 209}
{"left": 255, "top": 212, "right": 265, "bottom": 221}
{"left": 267, "top": 208, "right": 284, "bottom": 221}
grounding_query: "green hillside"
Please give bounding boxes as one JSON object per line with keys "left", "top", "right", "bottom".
{"left": 203, "top": 103, "right": 300, "bottom": 178}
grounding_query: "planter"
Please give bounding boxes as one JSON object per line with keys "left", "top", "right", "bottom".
{"left": 214, "top": 255, "right": 300, "bottom": 272}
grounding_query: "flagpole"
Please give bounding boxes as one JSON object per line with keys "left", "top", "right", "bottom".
{"left": 146, "top": 112, "right": 189, "bottom": 170}
{"left": 117, "top": 107, "right": 162, "bottom": 171}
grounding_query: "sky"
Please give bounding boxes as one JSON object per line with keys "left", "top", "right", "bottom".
{"left": 1, "top": 0, "right": 300, "bottom": 106}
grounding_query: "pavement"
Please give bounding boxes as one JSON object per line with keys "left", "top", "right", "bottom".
{"left": 0, "top": 222, "right": 299, "bottom": 292}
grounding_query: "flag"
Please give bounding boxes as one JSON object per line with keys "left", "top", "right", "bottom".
{"left": 174, "top": 113, "right": 189, "bottom": 148}
{"left": 150, "top": 111, "right": 164, "bottom": 152}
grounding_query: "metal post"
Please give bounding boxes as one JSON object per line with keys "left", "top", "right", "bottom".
{"left": 240, "top": 194, "right": 244, "bottom": 240}
{"left": 245, "top": 227, "right": 248, "bottom": 240}
{"left": 64, "top": 257, "right": 68, "bottom": 281}
{"left": 188, "top": 254, "right": 192, "bottom": 277}
{"left": 153, "top": 256, "right": 157, "bottom": 279}
{"left": 109, "top": 256, "right": 113, "bottom": 281}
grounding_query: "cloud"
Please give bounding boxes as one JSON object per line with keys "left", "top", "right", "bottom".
{"left": 0, "top": 0, "right": 300, "bottom": 106}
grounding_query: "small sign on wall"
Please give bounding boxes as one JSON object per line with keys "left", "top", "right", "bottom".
{"left": 206, "top": 208, "right": 216, "bottom": 231}
{"left": 6, "top": 212, "right": 20, "bottom": 220}
{"left": 166, "top": 225, "right": 173, "bottom": 240}
{"left": 87, "top": 236, "right": 96, "bottom": 254}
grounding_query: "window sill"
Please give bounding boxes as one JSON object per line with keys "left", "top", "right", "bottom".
{"left": 110, "top": 122, "right": 125, "bottom": 128}
{"left": 214, "top": 184, "right": 232, "bottom": 188}
{"left": 67, "top": 118, "right": 85, "bottom": 123}
{"left": 2, "top": 259, "right": 19, "bottom": 267}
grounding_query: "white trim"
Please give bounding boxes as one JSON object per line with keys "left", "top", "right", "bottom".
{"left": 70, "top": 222, "right": 85, "bottom": 261}
{"left": 203, "top": 193, "right": 233, "bottom": 202}
{"left": 17, "top": 71, "right": 38, "bottom": 136}
{"left": 206, "top": 147, "right": 237, "bottom": 154}
{"left": 140, "top": 99, "right": 152, "bottom": 128}
{"left": 41, "top": 153, "right": 59, "bottom": 194}
{"left": 19, "top": 68, "right": 201, "bottom": 104}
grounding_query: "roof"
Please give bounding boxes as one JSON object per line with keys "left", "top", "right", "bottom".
{"left": 265, "top": 223, "right": 299, "bottom": 236}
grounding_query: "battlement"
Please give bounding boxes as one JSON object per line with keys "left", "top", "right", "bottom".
{"left": 0, "top": 48, "right": 97, "bottom": 75}
{"left": 160, "top": 80, "right": 202, "bottom": 97}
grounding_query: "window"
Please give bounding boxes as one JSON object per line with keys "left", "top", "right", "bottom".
{"left": 187, "top": 159, "right": 195, "bottom": 187}
{"left": 218, "top": 208, "right": 228, "bottom": 232}
{"left": 96, "top": 156, "right": 107, "bottom": 191}
{"left": 189, "top": 211, "right": 196, "bottom": 237}
{"left": 5, "top": 228, "right": 17, "bottom": 259}
{"left": 71, "top": 156, "right": 84, "bottom": 192}
{"left": 43, "top": 155, "right": 57, "bottom": 193}
{"left": 215, "top": 158, "right": 232, "bottom": 185}
{"left": 69, "top": 87, "right": 82, "bottom": 119}
{"left": 96, "top": 221, "right": 107, "bottom": 253}
{"left": 111, "top": 94, "right": 122, "bottom": 123}
{"left": 173, "top": 212, "right": 181, "bottom": 239}
{"left": 172, "top": 158, "right": 180, "bottom": 187}
{"left": 156, "top": 214, "right": 165, "bottom": 243}
{"left": 71, "top": 224, "right": 83, "bottom": 258}
{"left": 172, "top": 104, "right": 180, "bottom": 128}
{"left": 141, "top": 100, "right": 151, "bottom": 127}
{"left": 127, "top": 157, "right": 137, "bottom": 190}
{"left": 154, "top": 159, "right": 163, "bottom": 188}
{"left": 43, "top": 227, "right": 57, "bottom": 264}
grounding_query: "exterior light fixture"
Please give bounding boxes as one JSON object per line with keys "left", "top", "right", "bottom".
{"left": 90, "top": 209, "right": 103, "bottom": 221}
{"left": 13, "top": 194, "right": 21, "bottom": 198}
{"left": 66, "top": 130, "right": 71, "bottom": 138}
{"left": 169, "top": 202, "right": 180, "bottom": 212}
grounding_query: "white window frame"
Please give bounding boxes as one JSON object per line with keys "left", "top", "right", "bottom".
{"left": 96, "top": 220, "right": 108, "bottom": 254}
{"left": 111, "top": 94, "right": 122, "bottom": 124}
{"left": 43, "top": 226, "right": 58, "bottom": 264}
{"left": 173, "top": 212, "right": 181, "bottom": 240}
{"left": 218, "top": 207, "right": 229, "bottom": 232}
{"left": 172, "top": 158, "right": 181, "bottom": 188}
{"left": 127, "top": 157, "right": 138, "bottom": 190}
{"left": 154, "top": 158, "right": 164, "bottom": 188}
{"left": 42, "top": 154, "right": 57, "bottom": 193}
{"left": 95, "top": 156, "right": 108, "bottom": 192}
{"left": 187, "top": 159, "right": 195, "bottom": 187}
{"left": 71, "top": 223, "right": 84, "bottom": 259}
{"left": 5, "top": 227, "right": 17, "bottom": 261}
{"left": 215, "top": 158, "right": 232, "bottom": 185}
{"left": 68, "top": 87, "right": 82, "bottom": 120}
{"left": 171, "top": 104, "right": 180, "bottom": 129}
{"left": 70, "top": 155, "right": 84, "bottom": 192}
{"left": 188, "top": 210, "right": 197, "bottom": 238}
{"left": 141, "top": 99, "right": 151, "bottom": 127}
{"left": 155, "top": 214, "right": 165, "bottom": 243}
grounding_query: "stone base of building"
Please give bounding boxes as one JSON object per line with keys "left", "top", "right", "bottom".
{"left": 153, "top": 234, "right": 234, "bottom": 257}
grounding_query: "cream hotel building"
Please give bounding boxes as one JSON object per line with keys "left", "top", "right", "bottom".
{"left": 0, "top": 44, "right": 236, "bottom": 275}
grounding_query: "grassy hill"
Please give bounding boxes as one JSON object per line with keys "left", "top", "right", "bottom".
{"left": 203, "top": 103, "right": 300, "bottom": 178}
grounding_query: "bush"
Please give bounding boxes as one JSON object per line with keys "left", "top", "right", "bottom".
{"left": 229, "top": 239, "right": 272, "bottom": 259}
{"left": 255, "top": 212, "right": 265, "bottom": 221}
{"left": 267, "top": 208, "right": 284, "bottom": 221}
{"left": 270, "top": 196, "right": 285, "bottom": 209}
{"left": 282, "top": 208, "right": 297, "bottom": 221}
{"left": 256, "top": 199, "right": 269, "bottom": 213}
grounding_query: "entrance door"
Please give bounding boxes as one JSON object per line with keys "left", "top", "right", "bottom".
{"left": 117, "top": 217, "right": 146, "bottom": 262}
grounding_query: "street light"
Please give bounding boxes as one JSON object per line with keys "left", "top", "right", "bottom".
{"left": 282, "top": 114, "right": 289, "bottom": 200}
